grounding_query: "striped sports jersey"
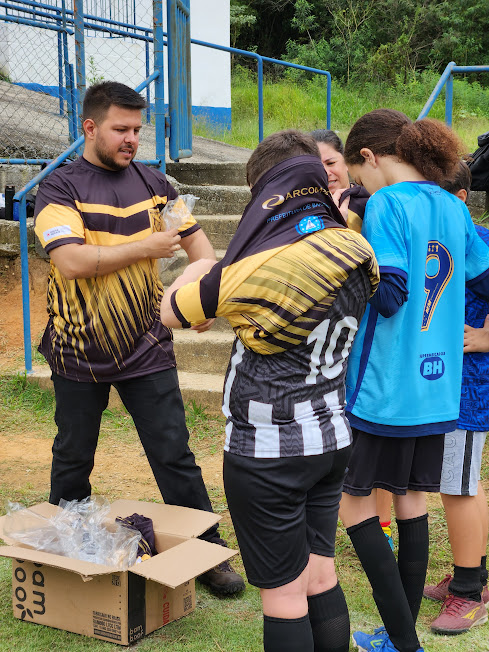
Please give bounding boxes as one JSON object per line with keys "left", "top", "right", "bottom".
{"left": 34, "top": 157, "right": 199, "bottom": 382}
{"left": 172, "top": 156, "right": 379, "bottom": 457}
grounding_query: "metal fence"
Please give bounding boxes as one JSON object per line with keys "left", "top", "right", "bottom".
{"left": 0, "top": 0, "right": 154, "bottom": 161}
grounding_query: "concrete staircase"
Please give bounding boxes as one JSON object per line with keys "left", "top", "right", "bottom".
{"left": 163, "top": 161, "right": 250, "bottom": 412}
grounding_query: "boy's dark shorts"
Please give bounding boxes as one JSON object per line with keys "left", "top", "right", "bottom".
{"left": 343, "top": 428, "right": 445, "bottom": 496}
{"left": 223, "top": 446, "right": 351, "bottom": 589}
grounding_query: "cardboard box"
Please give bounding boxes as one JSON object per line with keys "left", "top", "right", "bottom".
{"left": 0, "top": 499, "right": 236, "bottom": 645}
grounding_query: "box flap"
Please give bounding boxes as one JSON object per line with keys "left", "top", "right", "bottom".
{"left": 129, "top": 538, "right": 236, "bottom": 589}
{"left": 0, "top": 545, "right": 121, "bottom": 578}
{"left": 106, "top": 500, "right": 221, "bottom": 538}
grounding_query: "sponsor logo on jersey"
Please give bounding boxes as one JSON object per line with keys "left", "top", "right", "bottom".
{"left": 262, "top": 194, "right": 285, "bottom": 209}
{"left": 420, "top": 355, "right": 445, "bottom": 380}
{"left": 43, "top": 225, "right": 72, "bottom": 241}
{"left": 296, "top": 215, "right": 324, "bottom": 235}
{"left": 262, "top": 186, "right": 328, "bottom": 210}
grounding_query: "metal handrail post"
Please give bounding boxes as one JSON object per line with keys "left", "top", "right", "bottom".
{"left": 327, "top": 73, "right": 331, "bottom": 129}
{"left": 57, "top": 30, "right": 64, "bottom": 115}
{"left": 68, "top": 63, "right": 78, "bottom": 142}
{"left": 61, "top": 0, "right": 74, "bottom": 143}
{"left": 18, "top": 195, "right": 32, "bottom": 372}
{"left": 417, "top": 61, "right": 455, "bottom": 120}
{"left": 153, "top": 0, "right": 165, "bottom": 171}
{"left": 445, "top": 73, "right": 454, "bottom": 127}
{"left": 257, "top": 55, "right": 263, "bottom": 142}
{"left": 145, "top": 41, "right": 151, "bottom": 123}
{"left": 73, "top": 0, "right": 86, "bottom": 137}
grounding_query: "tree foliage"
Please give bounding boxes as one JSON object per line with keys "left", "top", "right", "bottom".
{"left": 230, "top": 0, "right": 489, "bottom": 85}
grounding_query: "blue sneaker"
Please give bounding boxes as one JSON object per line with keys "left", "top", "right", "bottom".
{"left": 352, "top": 628, "right": 388, "bottom": 651}
{"left": 353, "top": 630, "right": 424, "bottom": 652}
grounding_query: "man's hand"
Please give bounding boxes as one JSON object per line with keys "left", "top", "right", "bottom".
{"left": 463, "top": 315, "right": 489, "bottom": 353}
{"left": 144, "top": 229, "right": 181, "bottom": 259}
{"left": 191, "top": 318, "right": 216, "bottom": 333}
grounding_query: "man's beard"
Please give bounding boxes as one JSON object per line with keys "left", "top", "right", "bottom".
{"left": 95, "top": 140, "right": 135, "bottom": 171}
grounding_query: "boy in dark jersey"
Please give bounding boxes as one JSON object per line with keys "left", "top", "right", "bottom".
{"left": 424, "top": 161, "right": 489, "bottom": 635}
{"left": 34, "top": 81, "right": 244, "bottom": 595}
{"left": 161, "top": 130, "right": 379, "bottom": 652}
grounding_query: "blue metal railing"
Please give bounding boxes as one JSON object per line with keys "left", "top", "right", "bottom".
{"left": 418, "top": 61, "right": 489, "bottom": 126}
{"left": 167, "top": 0, "right": 191, "bottom": 160}
{"left": 1, "top": 0, "right": 333, "bottom": 156}
{"left": 191, "top": 39, "right": 332, "bottom": 142}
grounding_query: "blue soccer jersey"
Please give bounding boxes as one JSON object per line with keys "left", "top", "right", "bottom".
{"left": 459, "top": 224, "right": 489, "bottom": 431}
{"left": 346, "top": 181, "right": 489, "bottom": 437}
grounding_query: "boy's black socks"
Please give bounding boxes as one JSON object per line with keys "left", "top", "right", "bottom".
{"left": 347, "top": 516, "right": 421, "bottom": 652}
{"left": 481, "top": 555, "right": 488, "bottom": 587}
{"left": 263, "top": 614, "right": 314, "bottom": 651}
{"left": 307, "top": 582, "right": 350, "bottom": 652}
{"left": 396, "top": 514, "right": 429, "bottom": 622}
{"left": 449, "top": 565, "right": 483, "bottom": 602}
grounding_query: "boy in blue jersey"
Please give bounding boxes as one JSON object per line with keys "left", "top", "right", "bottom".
{"left": 423, "top": 161, "right": 489, "bottom": 635}
{"left": 337, "top": 110, "right": 489, "bottom": 652}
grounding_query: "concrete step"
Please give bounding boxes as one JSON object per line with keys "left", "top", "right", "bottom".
{"left": 172, "top": 329, "right": 234, "bottom": 375}
{"left": 196, "top": 214, "right": 239, "bottom": 250}
{"left": 23, "top": 365, "right": 225, "bottom": 414}
{"left": 166, "top": 161, "right": 247, "bottom": 186}
{"left": 177, "top": 370, "right": 224, "bottom": 413}
{"left": 177, "top": 183, "right": 250, "bottom": 215}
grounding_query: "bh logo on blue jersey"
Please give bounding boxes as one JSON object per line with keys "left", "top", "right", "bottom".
{"left": 420, "top": 356, "right": 445, "bottom": 380}
{"left": 296, "top": 215, "right": 324, "bottom": 235}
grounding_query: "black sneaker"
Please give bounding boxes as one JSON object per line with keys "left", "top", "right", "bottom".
{"left": 197, "top": 559, "right": 245, "bottom": 596}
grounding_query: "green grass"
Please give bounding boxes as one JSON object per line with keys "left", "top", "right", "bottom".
{"left": 194, "top": 70, "right": 489, "bottom": 152}
{"left": 0, "top": 374, "right": 488, "bottom": 650}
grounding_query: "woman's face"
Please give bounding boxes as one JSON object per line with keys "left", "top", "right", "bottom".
{"left": 317, "top": 142, "right": 350, "bottom": 193}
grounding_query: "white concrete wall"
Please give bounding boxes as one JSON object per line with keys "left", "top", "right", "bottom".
{"left": 0, "top": 24, "right": 9, "bottom": 78}
{"left": 1, "top": 0, "right": 230, "bottom": 114}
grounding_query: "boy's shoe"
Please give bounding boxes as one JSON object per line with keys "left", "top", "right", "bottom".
{"left": 424, "top": 574, "right": 489, "bottom": 604}
{"left": 352, "top": 628, "right": 388, "bottom": 651}
{"left": 197, "top": 559, "right": 245, "bottom": 596}
{"left": 352, "top": 630, "right": 424, "bottom": 651}
{"left": 424, "top": 573, "right": 453, "bottom": 601}
{"left": 431, "top": 594, "right": 488, "bottom": 635}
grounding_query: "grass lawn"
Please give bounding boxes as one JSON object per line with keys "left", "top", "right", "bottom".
{"left": 0, "top": 376, "right": 488, "bottom": 650}
{"left": 194, "top": 70, "right": 489, "bottom": 155}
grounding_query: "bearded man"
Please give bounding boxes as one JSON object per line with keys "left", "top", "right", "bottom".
{"left": 33, "top": 81, "right": 244, "bottom": 596}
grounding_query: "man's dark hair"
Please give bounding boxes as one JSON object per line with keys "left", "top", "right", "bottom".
{"left": 310, "top": 129, "right": 344, "bottom": 155}
{"left": 246, "top": 129, "right": 320, "bottom": 187}
{"left": 82, "top": 81, "right": 147, "bottom": 125}
{"left": 442, "top": 160, "right": 472, "bottom": 196}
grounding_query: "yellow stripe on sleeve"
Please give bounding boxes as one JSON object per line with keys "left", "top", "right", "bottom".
{"left": 35, "top": 204, "right": 85, "bottom": 248}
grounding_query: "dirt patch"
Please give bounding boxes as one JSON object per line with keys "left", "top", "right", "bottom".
{"left": 0, "top": 259, "right": 226, "bottom": 507}
{"left": 0, "top": 256, "right": 50, "bottom": 372}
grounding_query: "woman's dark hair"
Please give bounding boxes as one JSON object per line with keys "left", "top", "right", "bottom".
{"left": 310, "top": 129, "right": 344, "bottom": 154}
{"left": 442, "top": 160, "right": 472, "bottom": 195}
{"left": 344, "top": 109, "right": 464, "bottom": 184}
{"left": 246, "top": 129, "right": 320, "bottom": 187}
{"left": 82, "top": 81, "right": 147, "bottom": 125}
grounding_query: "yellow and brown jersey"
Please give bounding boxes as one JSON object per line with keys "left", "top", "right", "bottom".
{"left": 173, "top": 228, "right": 378, "bottom": 355}
{"left": 170, "top": 156, "right": 378, "bottom": 458}
{"left": 34, "top": 157, "right": 199, "bottom": 382}
{"left": 339, "top": 184, "right": 370, "bottom": 233}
